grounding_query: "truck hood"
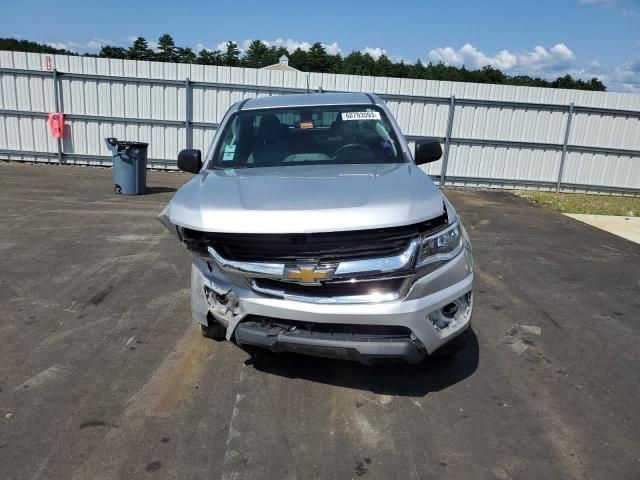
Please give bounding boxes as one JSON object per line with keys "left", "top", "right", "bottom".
{"left": 161, "top": 163, "right": 446, "bottom": 234}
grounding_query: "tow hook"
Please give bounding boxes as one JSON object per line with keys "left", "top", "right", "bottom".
{"left": 410, "top": 333, "right": 427, "bottom": 354}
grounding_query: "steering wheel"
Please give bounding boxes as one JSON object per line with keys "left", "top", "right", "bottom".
{"left": 332, "top": 143, "right": 373, "bottom": 159}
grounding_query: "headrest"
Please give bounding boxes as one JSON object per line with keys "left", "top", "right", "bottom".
{"left": 258, "top": 115, "right": 284, "bottom": 143}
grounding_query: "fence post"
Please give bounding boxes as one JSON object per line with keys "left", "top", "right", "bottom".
{"left": 52, "top": 68, "right": 63, "bottom": 165}
{"left": 185, "top": 77, "right": 192, "bottom": 149}
{"left": 556, "top": 102, "right": 574, "bottom": 192}
{"left": 439, "top": 95, "right": 456, "bottom": 188}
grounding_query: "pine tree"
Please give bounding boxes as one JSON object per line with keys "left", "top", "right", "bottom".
{"left": 306, "top": 42, "right": 329, "bottom": 72}
{"left": 288, "top": 48, "right": 308, "bottom": 70}
{"left": 222, "top": 41, "right": 240, "bottom": 66}
{"left": 99, "top": 46, "right": 127, "bottom": 59}
{"left": 176, "top": 47, "right": 196, "bottom": 64}
{"left": 196, "top": 49, "right": 223, "bottom": 65}
{"left": 243, "top": 40, "right": 269, "bottom": 68}
{"left": 0, "top": 34, "right": 606, "bottom": 91}
{"left": 375, "top": 54, "right": 394, "bottom": 77}
{"left": 128, "top": 37, "right": 154, "bottom": 61}
{"left": 157, "top": 34, "right": 177, "bottom": 62}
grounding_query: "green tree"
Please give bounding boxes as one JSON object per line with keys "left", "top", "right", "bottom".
{"left": 128, "top": 37, "right": 154, "bottom": 61}
{"left": 327, "top": 53, "right": 342, "bottom": 73}
{"left": 222, "top": 41, "right": 240, "bottom": 66}
{"left": 288, "top": 48, "right": 308, "bottom": 70}
{"left": 341, "top": 51, "right": 363, "bottom": 75}
{"left": 412, "top": 60, "right": 428, "bottom": 79}
{"left": 391, "top": 60, "right": 410, "bottom": 78}
{"left": 586, "top": 77, "right": 606, "bottom": 91}
{"left": 157, "top": 34, "right": 177, "bottom": 62}
{"left": 0, "top": 37, "right": 76, "bottom": 55}
{"left": 176, "top": 47, "right": 196, "bottom": 64}
{"left": 375, "top": 54, "right": 394, "bottom": 77}
{"left": 552, "top": 74, "right": 578, "bottom": 89}
{"left": 0, "top": 35, "right": 608, "bottom": 92}
{"left": 479, "top": 65, "right": 506, "bottom": 84}
{"left": 99, "top": 46, "right": 127, "bottom": 59}
{"left": 243, "top": 40, "right": 270, "bottom": 68}
{"left": 196, "top": 48, "right": 222, "bottom": 65}
{"left": 306, "top": 42, "right": 329, "bottom": 72}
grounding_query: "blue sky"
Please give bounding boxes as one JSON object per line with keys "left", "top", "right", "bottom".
{"left": 2, "top": 0, "right": 639, "bottom": 92}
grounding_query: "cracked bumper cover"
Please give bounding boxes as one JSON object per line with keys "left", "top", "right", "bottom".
{"left": 233, "top": 320, "right": 425, "bottom": 364}
{"left": 191, "top": 240, "right": 473, "bottom": 361}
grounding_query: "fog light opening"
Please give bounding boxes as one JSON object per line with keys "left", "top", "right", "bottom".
{"left": 204, "top": 286, "right": 240, "bottom": 318}
{"left": 442, "top": 302, "right": 458, "bottom": 318}
{"left": 429, "top": 291, "right": 473, "bottom": 332}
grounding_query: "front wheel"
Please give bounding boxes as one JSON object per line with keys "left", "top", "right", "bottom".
{"left": 200, "top": 322, "right": 226, "bottom": 341}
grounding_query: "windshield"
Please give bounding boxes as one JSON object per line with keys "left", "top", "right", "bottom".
{"left": 209, "top": 104, "right": 405, "bottom": 169}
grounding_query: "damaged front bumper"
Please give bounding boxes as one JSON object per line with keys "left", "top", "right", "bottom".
{"left": 190, "top": 244, "right": 473, "bottom": 363}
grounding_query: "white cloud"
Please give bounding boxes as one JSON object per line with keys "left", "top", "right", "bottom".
{"left": 266, "top": 38, "right": 313, "bottom": 53}
{"left": 605, "top": 58, "right": 640, "bottom": 92}
{"left": 46, "top": 38, "right": 111, "bottom": 52}
{"left": 428, "top": 43, "right": 575, "bottom": 74}
{"left": 85, "top": 39, "right": 108, "bottom": 50}
{"left": 425, "top": 41, "right": 640, "bottom": 92}
{"left": 363, "top": 47, "right": 387, "bottom": 59}
{"left": 216, "top": 41, "right": 232, "bottom": 52}
{"left": 46, "top": 42, "right": 68, "bottom": 50}
{"left": 324, "top": 42, "right": 342, "bottom": 55}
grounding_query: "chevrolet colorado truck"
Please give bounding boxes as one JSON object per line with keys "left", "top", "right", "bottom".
{"left": 159, "top": 92, "right": 473, "bottom": 364}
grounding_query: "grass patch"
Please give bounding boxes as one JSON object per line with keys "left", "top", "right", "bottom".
{"left": 516, "top": 191, "right": 640, "bottom": 216}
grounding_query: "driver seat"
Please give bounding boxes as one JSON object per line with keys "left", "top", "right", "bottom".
{"left": 252, "top": 115, "right": 288, "bottom": 165}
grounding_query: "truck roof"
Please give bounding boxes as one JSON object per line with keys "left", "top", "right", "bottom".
{"left": 240, "top": 92, "right": 378, "bottom": 110}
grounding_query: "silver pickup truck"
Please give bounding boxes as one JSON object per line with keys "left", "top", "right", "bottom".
{"left": 159, "top": 92, "right": 473, "bottom": 364}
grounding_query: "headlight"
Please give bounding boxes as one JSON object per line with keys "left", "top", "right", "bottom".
{"left": 416, "top": 220, "right": 463, "bottom": 267}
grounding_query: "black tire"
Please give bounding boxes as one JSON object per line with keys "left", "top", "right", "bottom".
{"left": 200, "top": 322, "right": 226, "bottom": 341}
{"left": 432, "top": 328, "right": 470, "bottom": 357}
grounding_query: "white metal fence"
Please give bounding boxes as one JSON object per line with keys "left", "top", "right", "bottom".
{"left": 1, "top": 50, "right": 639, "bottom": 194}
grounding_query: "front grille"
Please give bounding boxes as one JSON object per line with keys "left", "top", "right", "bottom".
{"left": 182, "top": 212, "right": 447, "bottom": 263}
{"left": 253, "top": 277, "right": 406, "bottom": 298}
{"left": 241, "top": 315, "right": 412, "bottom": 342}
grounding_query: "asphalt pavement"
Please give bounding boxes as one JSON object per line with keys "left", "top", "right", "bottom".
{"left": 0, "top": 162, "right": 638, "bottom": 480}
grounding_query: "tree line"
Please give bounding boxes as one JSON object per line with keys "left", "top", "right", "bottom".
{"left": 0, "top": 36, "right": 606, "bottom": 91}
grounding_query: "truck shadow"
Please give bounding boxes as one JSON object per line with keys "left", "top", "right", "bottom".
{"left": 244, "top": 329, "right": 479, "bottom": 397}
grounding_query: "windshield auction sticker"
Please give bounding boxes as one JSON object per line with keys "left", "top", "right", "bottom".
{"left": 341, "top": 111, "right": 381, "bottom": 121}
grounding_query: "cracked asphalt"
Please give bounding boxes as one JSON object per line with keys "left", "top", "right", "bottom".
{"left": 0, "top": 162, "right": 639, "bottom": 479}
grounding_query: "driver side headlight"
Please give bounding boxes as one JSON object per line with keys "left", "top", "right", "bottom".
{"left": 416, "top": 220, "right": 463, "bottom": 267}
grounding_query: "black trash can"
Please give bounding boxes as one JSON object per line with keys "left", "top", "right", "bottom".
{"left": 105, "top": 138, "right": 149, "bottom": 195}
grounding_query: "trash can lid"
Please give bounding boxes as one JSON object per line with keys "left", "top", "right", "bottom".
{"left": 105, "top": 137, "right": 148, "bottom": 149}
{"left": 116, "top": 141, "right": 149, "bottom": 148}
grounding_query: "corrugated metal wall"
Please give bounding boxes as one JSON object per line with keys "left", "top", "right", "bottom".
{"left": 1, "top": 50, "right": 639, "bottom": 193}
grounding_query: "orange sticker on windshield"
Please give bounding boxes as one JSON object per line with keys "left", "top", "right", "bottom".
{"left": 300, "top": 121, "right": 314, "bottom": 129}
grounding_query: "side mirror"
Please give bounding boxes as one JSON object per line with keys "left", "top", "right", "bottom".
{"left": 177, "top": 149, "right": 202, "bottom": 173}
{"left": 414, "top": 139, "right": 442, "bottom": 165}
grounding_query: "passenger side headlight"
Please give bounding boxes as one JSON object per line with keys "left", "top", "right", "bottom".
{"left": 416, "top": 220, "right": 463, "bottom": 267}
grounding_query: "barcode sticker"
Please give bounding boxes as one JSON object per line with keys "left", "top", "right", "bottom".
{"left": 341, "top": 111, "right": 381, "bottom": 121}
